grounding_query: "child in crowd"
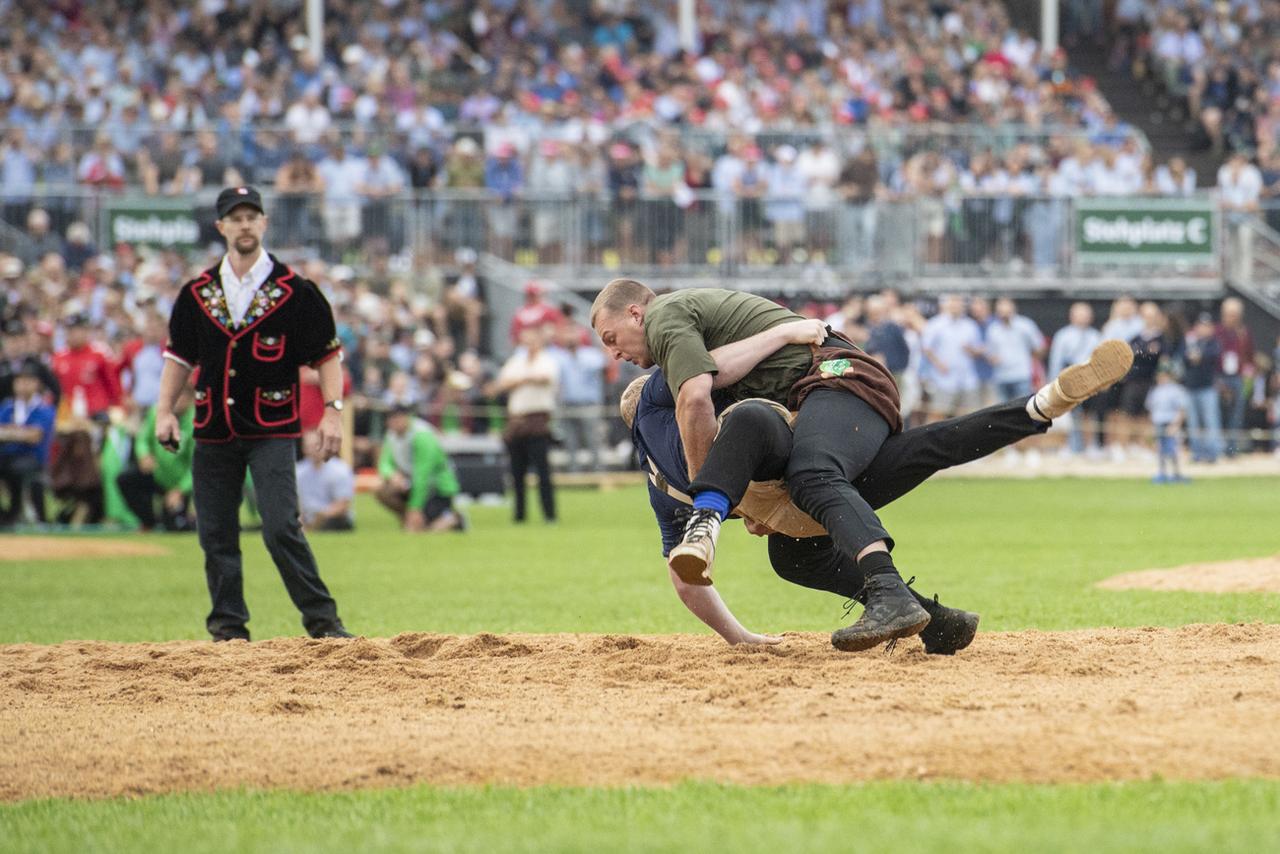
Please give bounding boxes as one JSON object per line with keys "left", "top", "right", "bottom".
{"left": 1146, "top": 360, "right": 1190, "bottom": 483}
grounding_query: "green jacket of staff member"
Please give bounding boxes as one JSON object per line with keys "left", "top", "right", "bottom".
{"left": 101, "top": 406, "right": 195, "bottom": 527}
{"left": 136, "top": 405, "right": 196, "bottom": 492}
{"left": 377, "top": 418, "right": 459, "bottom": 509}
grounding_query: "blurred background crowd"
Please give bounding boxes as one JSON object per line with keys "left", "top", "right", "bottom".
{"left": 3, "top": 0, "right": 1280, "bottom": 531}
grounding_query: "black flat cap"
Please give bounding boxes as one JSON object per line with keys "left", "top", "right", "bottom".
{"left": 215, "top": 186, "right": 265, "bottom": 219}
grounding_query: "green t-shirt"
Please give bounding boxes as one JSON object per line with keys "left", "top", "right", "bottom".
{"left": 644, "top": 289, "right": 812, "bottom": 403}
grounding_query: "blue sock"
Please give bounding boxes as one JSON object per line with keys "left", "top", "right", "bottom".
{"left": 692, "top": 490, "right": 731, "bottom": 521}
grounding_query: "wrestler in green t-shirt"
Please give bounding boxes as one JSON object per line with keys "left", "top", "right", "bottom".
{"left": 642, "top": 289, "right": 813, "bottom": 402}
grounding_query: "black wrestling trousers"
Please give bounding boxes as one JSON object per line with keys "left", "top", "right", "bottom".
{"left": 693, "top": 395, "right": 1048, "bottom": 599}
{"left": 193, "top": 438, "right": 340, "bottom": 636}
{"left": 691, "top": 394, "right": 1049, "bottom": 525}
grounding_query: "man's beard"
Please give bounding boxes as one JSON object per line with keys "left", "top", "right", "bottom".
{"left": 233, "top": 235, "right": 260, "bottom": 255}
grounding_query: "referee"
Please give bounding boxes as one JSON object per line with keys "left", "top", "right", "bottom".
{"left": 156, "top": 186, "right": 353, "bottom": 641}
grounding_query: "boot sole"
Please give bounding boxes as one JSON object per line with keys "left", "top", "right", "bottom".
{"left": 1057, "top": 339, "right": 1134, "bottom": 402}
{"left": 922, "top": 610, "right": 980, "bottom": 655}
{"left": 830, "top": 608, "right": 931, "bottom": 653}
{"left": 668, "top": 550, "right": 713, "bottom": 586}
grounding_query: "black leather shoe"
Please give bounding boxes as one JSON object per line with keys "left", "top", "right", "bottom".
{"left": 310, "top": 623, "right": 354, "bottom": 639}
{"left": 211, "top": 629, "right": 250, "bottom": 642}
{"left": 911, "top": 588, "right": 979, "bottom": 655}
{"left": 831, "top": 573, "right": 930, "bottom": 652}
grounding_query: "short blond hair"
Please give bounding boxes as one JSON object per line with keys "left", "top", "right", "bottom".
{"left": 619, "top": 374, "right": 649, "bottom": 428}
{"left": 590, "top": 278, "right": 655, "bottom": 327}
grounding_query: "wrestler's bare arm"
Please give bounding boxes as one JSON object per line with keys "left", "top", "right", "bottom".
{"left": 667, "top": 566, "right": 781, "bottom": 645}
{"left": 708, "top": 318, "right": 827, "bottom": 389}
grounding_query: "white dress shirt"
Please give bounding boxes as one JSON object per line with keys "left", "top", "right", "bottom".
{"left": 219, "top": 248, "right": 273, "bottom": 326}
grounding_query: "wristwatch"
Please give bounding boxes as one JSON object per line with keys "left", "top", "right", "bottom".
{"left": 324, "top": 399, "right": 345, "bottom": 412}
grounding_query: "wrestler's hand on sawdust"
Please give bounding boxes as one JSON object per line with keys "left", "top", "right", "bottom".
{"left": 730, "top": 631, "right": 784, "bottom": 646}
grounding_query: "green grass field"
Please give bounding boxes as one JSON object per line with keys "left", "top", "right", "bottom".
{"left": 2, "top": 477, "right": 1279, "bottom": 851}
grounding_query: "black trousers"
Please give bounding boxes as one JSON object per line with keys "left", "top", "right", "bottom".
{"left": 116, "top": 468, "right": 190, "bottom": 530}
{"left": 506, "top": 433, "right": 556, "bottom": 522}
{"left": 691, "top": 396, "right": 1048, "bottom": 598}
{"left": 0, "top": 454, "right": 45, "bottom": 523}
{"left": 692, "top": 388, "right": 891, "bottom": 557}
{"left": 192, "top": 438, "right": 340, "bottom": 637}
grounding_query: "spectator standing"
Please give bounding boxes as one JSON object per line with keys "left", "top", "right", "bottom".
{"left": 527, "top": 140, "right": 576, "bottom": 265}
{"left": 1049, "top": 302, "right": 1103, "bottom": 456}
{"left": 641, "top": 141, "right": 685, "bottom": 266}
{"left": 17, "top": 209, "right": 64, "bottom": 269}
{"left": 1218, "top": 151, "right": 1263, "bottom": 284}
{"left": 52, "top": 313, "right": 121, "bottom": 419}
{"left": 509, "top": 280, "right": 564, "bottom": 344}
{"left": 765, "top": 145, "right": 806, "bottom": 263}
{"left": 444, "top": 137, "right": 486, "bottom": 251}
{"left": 492, "top": 326, "right": 559, "bottom": 524}
{"left": 1117, "top": 302, "right": 1173, "bottom": 458}
{"left": 1215, "top": 296, "right": 1256, "bottom": 456}
{"left": 140, "top": 132, "right": 191, "bottom": 196}
{"left": 985, "top": 297, "right": 1046, "bottom": 401}
{"left": 863, "top": 294, "right": 910, "bottom": 380}
{"left": 120, "top": 313, "right": 167, "bottom": 411}
{"left": 485, "top": 142, "right": 524, "bottom": 259}
{"left": 1154, "top": 156, "right": 1197, "bottom": 196}
{"left": 1, "top": 129, "right": 37, "bottom": 229}
{"left": 296, "top": 429, "right": 356, "bottom": 532}
{"left": 283, "top": 86, "right": 331, "bottom": 148}
{"left": 549, "top": 321, "right": 607, "bottom": 473}
{"left": 921, "top": 295, "right": 983, "bottom": 422}
{"left": 77, "top": 132, "right": 127, "bottom": 190}
{"left": 375, "top": 404, "right": 463, "bottom": 532}
{"left": 836, "top": 145, "right": 879, "bottom": 265}
{"left": 968, "top": 296, "right": 997, "bottom": 407}
{"left": 1181, "top": 312, "right": 1224, "bottom": 463}
{"left": 1147, "top": 361, "right": 1190, "bottom": 484}
{"left": 273, "top": 148, "right": 324, "bottom": 248}
{"left": 355, "top": 143, "right": 406, "bottom": 253}
{"left": 316, "top": 141, "right": 366, "bottom": 258}
{"left": 0, "top": 365, "right": 55, "bottom": 525}
{"left": 796, "top": 138, "right": 841, "bottom": 256}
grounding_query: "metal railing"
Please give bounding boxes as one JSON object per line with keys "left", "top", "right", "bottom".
{"left": 0, "top": 120, "right": 1148, "bottom": 179}
{"left": 1, "top": 188, "right": 1227, "bottom": 288}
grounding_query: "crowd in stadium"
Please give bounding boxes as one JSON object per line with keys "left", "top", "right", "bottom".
{"left": 3, "top": 1, "right": 1280, "bottom": 530}
{"left": 5, "top": 1, "right": 1280, "bottom": 272}
{"left": 1112, "top": 0, "right": 1280, "bottom": 158}
{"left": 2, "top": 219, "right": 1279, "bottom": 529}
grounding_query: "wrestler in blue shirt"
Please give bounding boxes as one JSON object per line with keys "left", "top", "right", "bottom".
{"left": 628, "top": 364, "right": 1057, "bottom": 653}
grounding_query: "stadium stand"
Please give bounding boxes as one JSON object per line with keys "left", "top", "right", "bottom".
{"left": 1, "top": 0, "right": 1279, "bottom": 530}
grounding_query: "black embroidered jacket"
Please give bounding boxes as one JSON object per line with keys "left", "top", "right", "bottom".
{"left": 164, "top": 256, "right": 342, "bottom": 442}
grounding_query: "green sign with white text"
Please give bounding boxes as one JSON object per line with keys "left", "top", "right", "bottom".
{"left": 106, "top": 205, "right": 202, "bottom": 248}
{"left": 1075, "top": 199, "right": 1216, "bottom": 265}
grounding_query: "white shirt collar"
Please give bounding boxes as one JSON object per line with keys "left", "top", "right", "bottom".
{"left": 219, "top": 248, "right": 272, "bottom": 287}
{"left": 218, "top": 248, "right": 273, "bottom": 325}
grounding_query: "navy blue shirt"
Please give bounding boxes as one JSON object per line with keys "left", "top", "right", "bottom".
{"left": 632, "top": 370, "right": 691, "bottom": 557}
{"left": 633, "top": 370, "right": 738, "bottom": 557}
{"left": 1180, "top": 335, "right": 1221, "bottom": 390}
{"left": 865, "top": 321, "right": 910, "bottom": 374}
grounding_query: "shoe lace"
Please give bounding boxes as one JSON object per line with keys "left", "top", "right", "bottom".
{"left": 841, "top": 577, "right": 869, "bottom": 620}
{"left": 675, "top": 506, "right": 718, "bottom": 540}
{"left": 882, "top": 576, "right": 922, "bottom": 656}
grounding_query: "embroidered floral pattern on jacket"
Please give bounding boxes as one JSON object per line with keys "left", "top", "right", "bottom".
{"left": 197, "top": 282, "right": 287, "bottom": 331}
